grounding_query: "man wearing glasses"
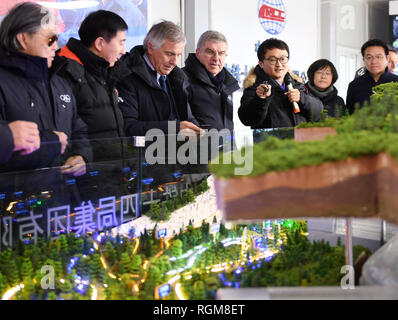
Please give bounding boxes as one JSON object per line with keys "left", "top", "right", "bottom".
{"left": 183, "top": 30, "right": 239, "bottom": 131}
{"left": 0, "top": 2, "right": 91, "bottom": 174}
{"left": 347, "top": 39, "right": 398, "bottom": 114}
{"left": 239, "top": 38, "right": 323, "bottom": 129}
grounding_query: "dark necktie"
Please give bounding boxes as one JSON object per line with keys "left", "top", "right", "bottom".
{"left": 159, "top": 75, "right": 168, "bottom": 94}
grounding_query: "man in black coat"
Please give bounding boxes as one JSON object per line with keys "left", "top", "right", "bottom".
{"left": 347, "top": 39, "right": 398, "bottom": 114}
{"left": 55, "top": 10, "right": 130, "bottom": 162}
{"left": 238, "top": 38, "right": 323, "bottom": 129}
{"left": 117, "top": 20, "right": 201, "bottom": 137}
{"left": 0, "top": 2, "right": 91, "bottom": 174}
{"left": 183, "top": 31, "right": 239, "bottom": 131}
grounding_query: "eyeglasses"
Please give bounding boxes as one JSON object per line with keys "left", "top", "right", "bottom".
{"left": 264, "top": 56, "right": 289, "bottom": 65}
{"left": 315, "top": 70, "right": 332, "bottom": 77}
{"left": 47, "top": 34, "right": 58, "bottom": 47}
{"left": 204, "top": 48, "right": 227, "bottom": 58}
{"left": 364, "top": 55, "right": 385, "bottom": 62}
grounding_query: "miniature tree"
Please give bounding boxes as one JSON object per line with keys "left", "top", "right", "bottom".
{"left": 193, "top": 280, "right": 206, "bottom": 300}
{"left": 0, "top": 272, "right": 7, "bottom": 295}
{"left": 0, "top": 248, "right": 12, "bottom": 275}
{"left": 47, "top": 291, "right": 58, "bottom": 300}
{"left": 8, "top": 260, "right": 20, "bottom": 285}
{"left": 185, "top": 189, "right": 195, "bottom": 203}
{"left": 20, "top": 257, "right": 34, "bottom": 281}
{"left": 119, "top": 252, "right": 131, "bottom": 275}
{"left": 144, "top": 239, "right": 154, "bottom": 258}
{"left": 22, "top": 278, "right": 35, "bottom": 300}
{"left": 89, "top": 253, "right": 103, "bottom": 281}
{"left": 130, "top": 254, "right": 142, "bottom": 274}
{"left": 142, "top": 265, "right": 161, "bottom": 299}
{"left": 201, "top": 221, "right": 210, "bottom": 242}
{"left": 110, "top": 282, "right": 127, "bottom": 300}
{"left": 54, "top": 260, "right": 64, "bottom": 278}
{"left": 57, "top": 235, "right": 69, "bottom": 253}
{"left": 74, "top": 237, "right": 84, "bottom": 253}
{"left": 170, "top": 239, "right": 183, "bottom": 258}
{"left": 59, "top": 277, "right": 74, "bottom": 300}
{"left": 105, "top": 242, "right": 117, "bottom": 266}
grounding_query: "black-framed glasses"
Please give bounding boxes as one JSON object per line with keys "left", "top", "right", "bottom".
{"left": 47, "top": 34, "right": 58, "bottom": 47}
{"left": 264, "top": 56, "right": 289, "bottom": 65}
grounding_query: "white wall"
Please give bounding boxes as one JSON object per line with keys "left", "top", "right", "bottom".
{"left": 148, "top": 0, "right": 182, "bottom": 26}
{"left": 210, "top": 0, "right": 319, "bottom": 84}
{"left": 208, "top": 0, "right": 319, "bottom": 130}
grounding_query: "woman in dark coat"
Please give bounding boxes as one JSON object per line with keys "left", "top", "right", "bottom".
{"left": 305, "top": 59, "right": 346, "bottom": 117}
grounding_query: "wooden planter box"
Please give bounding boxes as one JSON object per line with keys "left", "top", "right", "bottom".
{"left": 214, "top": 152, "right": 398, "bottom": 225}
{"left": 294, "top": 127, "right": 337, "bottom": 142}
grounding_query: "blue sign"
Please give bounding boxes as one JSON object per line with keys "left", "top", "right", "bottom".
{"left": 158, "top": 284, "right": 171, "bottom": 298}
{"left": 258, "top": 0, "right": 286, "bottom": 35}
{"left": 255, "top": 237, "right": 264, "bottom": 248}
{"left": 157, "top": 228, "right": 167, "bottom": 239}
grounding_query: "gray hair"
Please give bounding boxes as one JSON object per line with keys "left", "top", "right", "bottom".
{"left": 197, "top": 30, "right": 228, "bottom": 50}
{"left": 143, "top": 20, "right": 186, "bottom": 51}
{"left": 0, "top": 2, "right": 55, "bottom": 51}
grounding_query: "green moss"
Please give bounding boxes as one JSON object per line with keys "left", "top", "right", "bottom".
{"left": 211, "top": 82, "right": 398, "bottom": 178}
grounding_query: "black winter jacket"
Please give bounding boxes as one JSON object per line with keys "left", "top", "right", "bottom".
{"left": 0, "top": 47, "right": 91, "bottom": 171}
{"left": 346, "top": 67, "right": 398, "bottom": 114}
{"left": 238, "top": 66, "right": 323, "bottom": 128}
{"left": 0, "top": 121, "right": 13, "bottom": 164}
{"left": 304, "top": 83, "right": 346, "bottom": 117}
{"left": 117, "top": 46, "right": 198, "bottom": 136}
{"left": 54, "top": 38, "right": 130, "bottom": 162}
{"left": 183, "top": 54, "right": 240, "bottom": 131}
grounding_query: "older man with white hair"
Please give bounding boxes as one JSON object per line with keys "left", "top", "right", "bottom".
{"left": 117, "top": 20, "right": 200, "bottom": 136}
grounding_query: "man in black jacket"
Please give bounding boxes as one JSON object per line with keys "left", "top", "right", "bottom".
{"left": 55, "top": 10, "right": 130, "bottom": 162}
{"left": 238, "top": 38, "right": 323, "bottom": 129}
{"left": 0, "top": 2, "right": 91, "bottom": 174}
{"left": 183, "top": 31, "right": 239, "bottom": 131}
{"left": 347, "top": 39, "right": 398, "bottom": 114}
{"left": 117, "top": 20, "right": 201, "bottom": 137}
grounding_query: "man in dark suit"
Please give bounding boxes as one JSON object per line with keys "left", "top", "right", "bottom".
{"left": 117, "top": 20, "right": 200, "bottom": 137}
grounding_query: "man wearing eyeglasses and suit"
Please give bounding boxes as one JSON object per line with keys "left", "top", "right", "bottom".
{"left": 347, "top": 39, "right": 398, "bottom": 114}
{"left": 239, "top": 38, "right": 323, "bottom": 129}
{"left": 183, "top": 31, "right": 239, "bottom": 131}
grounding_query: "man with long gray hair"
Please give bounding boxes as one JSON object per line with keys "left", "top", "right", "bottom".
{"left": 0, "top": 2, "right": 91, "bottom": 173}
{"left": 183, "top": 30, "right": 239, "bottom": 131}
{"left": 117, "top": 20, "right": 200, "bottom": 136}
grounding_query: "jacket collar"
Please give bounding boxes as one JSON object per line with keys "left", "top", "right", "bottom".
{"left": 56, "top": 38, "right": 130, "bottom": 85}
{"left": 184, "top": 53, "right": 239, "bottom": 93}
{"left": 0, "top": 47, "right": 48, "bottom": 80}
{"left": 253, "top": 65, "right": 284, "bottom": 89}
{"left": 64, "top": 38, "right": 109, "bottom": 80}
{"left": 305, "top": 81, "right": 337, "bottom": 99}
{"left": 363, "top": 67, "right": 391, "bottom": 83}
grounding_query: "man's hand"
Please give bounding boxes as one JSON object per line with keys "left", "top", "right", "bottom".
{"left": 179, "top": 121, "right": 204, "bottom": 137}
{"left": 53, "top": 131, "right": 68, "bottom": 154}
{"left": 256, "top": 83, "right": 272, "bottom": 99}
{"left": 9, "top": 121, "right": 40, "bottom": 155}
{"left": 61, "top": 155, "right": 86, "bottom": 177}
{"left": 284, "top": 88, "right": 300, "bottom": 104}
